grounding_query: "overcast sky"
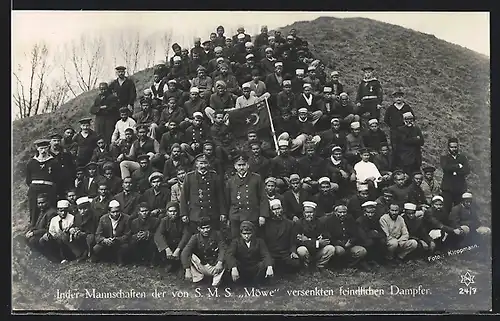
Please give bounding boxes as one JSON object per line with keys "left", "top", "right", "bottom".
{"left": 11, "top": 11, "right": 489, "bottom": 120}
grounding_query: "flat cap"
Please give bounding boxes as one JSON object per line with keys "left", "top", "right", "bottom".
{"left": 115, "top": 66, "right": 126, "bottom": 71}
{"left": 323, "top": 87, "right": 333, "bottom": 93}
{"left": 404, "top": 203, "right": 417, "bottom": 210}
{"left": 265, "top": 177, "right": 277, "bottom": 184}
{"left": 85, "top": 162, "right": 98, "bottom": 169}
{"left": 76, "top": 196, "right": 91, "bottom": 206}
{"left": 136, "top": 154, "right": 150, "bottom": 161}
{"left": 48, "top": 133, "right": 63, "bottom": 139}
{"left": 190, "top": 87, "right": 200, "bottom": 93}
{"left": 78, "top": 117, "right": 92, "bottom": 124}
{"left": 318, "top": 177, "right": 331, "bottom": 184}
{"left": 422, "top": 166, "right": 436, "bottom": 173}
{"left": 361, "top": 66, "right": 374, "bottom": 71}
{"left": 462, "top": 192, "right": 473, "bottom": 199}
{"left": 57, "top": 200, "right": 70, "bottom": 208}
{"left": 245, "top": 53, "right": 255, "bottom": 60}
{"left": 361, "top": 201, "right": 378, "bottom": 208}
{"left": 148, "top": 171, "right": 164, "bottom": 183}
{"left": 350, "top": 121, "right": 361, "bottom": 129}
{"left": 240, "top": 220, "right": 255, "bottom": 232}
{"left": 193, "top": 153, "right": 208, "bottom": 163}
{"left": 34, "top": 139, "right": 51, "bottom": 147}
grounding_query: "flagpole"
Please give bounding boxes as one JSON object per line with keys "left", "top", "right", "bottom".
{"left": 264, "top": 97, "right": 279, "bottom": 154}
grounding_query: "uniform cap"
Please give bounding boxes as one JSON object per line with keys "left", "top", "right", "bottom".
{"left": 323, "top": 87, "right": 333, "bottom": 93}
{"left": 432, "top": 195, "right": 444, "bottom": 202}
{"left": 350, "top": 121, "right": 361, "bottom": 129}
{"left": 148, "top": 171, "right": 164, "bottom": 183}
{"left": 318, "top": 177, "right": 330, "bottom": 184}
{"left": 286, "top": 35, "right": 294, "bottom": 40}
{"left": 404, "top": 203, "right": 417, "bottom": 210}
{"left": 269, "top": 199, "right": 282, "bottom": 208}
{"left": 108, "top": 199, "right": 121, "bottom": 208}
{"left": 422, "top": 165, "right": 436, "bottom": 173}
{"left": 202, "top": 40, "right": 211, "bottom": 45}
{"left": 143, "top": 88, "right": 153, "bottom": 95}
{"left": 368, "top": 119, "right": 378, "bottom": 125}
{"left": 302, "top": 201, "right": 317, "bottom": 209}
{"left": 34, "top": 139, "right": 51, "bottom": 147}
{"left": 167, "top": 79, "right": 177, "bottom": 84}
{"left": 115, "top": 66, "right": 126, "bottom": 71}
{"left": 57, "top": 200, "right": 70, "bottom": 208}
{"left": 268, "top": 36, "right": 275, "bottom": 40}
{"left": 361, "top": 201, "right": 378, "bottom": 208}
{"left": 330, "top": 116, "right": 341, "bottom": 123}
{"left": 462, "top": 192, "right": 473, "bottom": 199}
{"left": 76, "top": 196, "right": 91, "bottom": 206}
{"left": 78, "top": 117, "right": 92, "bottom": 124}
{"left": 296, "top": 69, "right": 305, "bottom": 75}
{"left": 190, "top": 87, "right": 200, "bottom": 93}
{"left": 298, "top": 108, "right": 308, "bottom": 113}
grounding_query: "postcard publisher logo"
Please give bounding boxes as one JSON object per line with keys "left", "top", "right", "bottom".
{"left": 460, "top": 271, "right": 475, "bottom": 287}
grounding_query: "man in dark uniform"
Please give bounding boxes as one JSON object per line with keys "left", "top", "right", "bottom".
{"left": 226, "top": 153, "right": 269, "bottom": 239}
{"left": 393, "top": 112, "right": 424, "bottom": 175}
{"left": 355, "top": 66, "right": 383, "bottom": 121}
{"left": 48, "top": 133, "right": 76, "bottom": 199}
{"left": 440, "top": 137, "right": 471, "bottom": 214}
{"left": 25, "top": 193, "right": 57, "bottom": 251}
{"left": 108, "top": 66, "right": 137, "bottom": 114}
{"left": 383, "top": 88, "right": 415, "bottom": 156}
{"left": 180, "top": 154, "right": 227, "bottom": 233}
{"left": 73, "top": 117, "right": 99, "bottom": 167}
{"left": 90, "top": 82, "right": 120, "bottom": 145}
{"left": 213, "top": 26, "right": 227, "bottom": 48}
{"left": 26, "top": 139, "right": 61, "bottom": 226}
{"left": 254, "top": 25, "right": 270, "bottom": 48}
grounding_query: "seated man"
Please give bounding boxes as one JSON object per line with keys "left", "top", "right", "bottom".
{"left": 312, "top": 177, "right": 339, "bottom": 218}
{"left": 282, "top": 173, "right": 311, "bottom": 222}
{"left": 356, "top": 201, "right": 386, "bottom": 263}
{"left": 130, "top": 202, "right": 160, "bottom": 266}
{"left": 39, "top": 200, "right": 75, "bottom": 263}
{"left": 326, "top": 204, "right": 368, "bottom": 270}
{"left": 90, "top": 136, "right": 114, "bottom": 170}
{"left": 379, "top": 203, "right": 418, "bottom": 264}
{"left": 113, "top": 177, "right": 141, "bottom": 218}
{"left": 424, "top": 195, "right": 456, "bottom": 250}
{"left": 262, "top": 199, "right": 300, "bottom": 274}
{"left": 226, "top": 221, "right": 274, "bottom": 285}
{"left": 91, "top": 200, "right": 131, "bottom": 266}
{"left": 347, "top": 184, "right": 372, "bottom": 221}
{"left": 140, "top": 172, "right": 171, "bottom": 219}
{"left": 154, "top": 201, "right": 190, "bottom": 272}
{"left": 181, "top": 217, "right": 227, "bottom": 287}
{"left": 449, "top": 192, "right": 491, "bottom": 246}
{"left": 90, "top": 182, "right": 112, "bottom": 220}
{"left": 132, "top": 97, "right": 161, "bottom": 140}
{"left": 295, "top": 201, "right": 335, "bottom": 273}
{"left": 25, "top": 193, "right": 57, "bottom": 251}
{"left": 67, "top": 196, "right": 98, "bottom": 262}
{"left": 403, "top": 202, "right": 436, "bottom": 256}
{"left": 170, "top": 168, "right": 187, "bottom": 203}
{"left": 277, "top": 108, "right": 321, "bottom": 155}
{"left": 353, "top": 148, "right": 382, "bottom": 190}
{"left": 102, "top": 162, "right": 122, "bottom": 195}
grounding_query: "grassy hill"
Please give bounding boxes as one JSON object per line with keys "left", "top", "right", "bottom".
{"left": 11, "top": 17, "right": 491, "bottom": 311}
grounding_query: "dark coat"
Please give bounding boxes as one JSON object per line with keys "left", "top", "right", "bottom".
{"left": 95, "top": 213, "right": 132, "bottom": 244}
{"left": 226, "top": 172, "right": 269, "bottom": 221}
{"left": 356, "top": 215, "right": 386, "bottom": 248}
{"left": 83, "top": 175, "right": 106, "bottom": 199}
{"left": 226, "top": 236, "right": 273, "bottom": 269}
{"left": 90, "top": 91, "right": 120, "bottom": 144}
{"left": 130, "top": 216, "right": 160, "bottom": 243}
{"left": 113, "top": 191, "right": 141, "bottom": 218}
{"left": 154, "top": 217, "right": 191, "bottom": 252}
{"left": 109, "top": 77, "right": 137, "bottom": 107}
{"left": 393, "top": 125, "right": 424, "bottom": 168}
{"left": 404, "top": 216, "right": 432, "bottom": 244}
{"left": 294, "top": 217, "right": 332, "bottom": 253}
{"left": 262, "top": 217, "right": 297, "bottom": 259}
{"left": 440, "top": 153, "right": 470, "bottom": 193}
{"left": 181, "top": 230, "right": 226, "bottom": 268}
{"left": 449, "top": 203, "right": 482, "bottom": 230}
{"left": 325, "top": 214, "right": 360, "bottom": 246}
{"left": 281, "top": 189, "right": 311, "bottom": 220}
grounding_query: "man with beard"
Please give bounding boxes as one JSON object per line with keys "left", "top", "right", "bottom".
{"left": 262, "top": 199, "right": 300, "bottom": 274}
{"left": 403, "top": 202, "right": 435, "bottom": 257}
{"left": 345, "top": 121, "right": 365, "bottom": 166}
{"left": 373, "top": 143, "right": 393, "bottom": 186}
{"left": 183, "top": 87, "right": 206, "bottom": 123}
{"left": 213, "top": 65, "right": 240, "bottom": 96}
{"left": 182, "top": 217, "right": 227, "bottom": 287}
{"left": 440, "top": 138, "right": 471, "bottom": 214}
{"left": 384, "top": 88, "right": 415, "bottom": 154}
{"left": 318, "top": 118, "right": 347, "bottom": 157}
{"left": 154, "top": 201, "right": 190, "bottom": 272}
{"left": 325, "top": 146, "right": 354, "bottom": 198}
{"left": 243, "top": 129, "right": 277, "bottom": 159}
{"left": 25, "top": 194, "right": 57, "bottom": 252}
{"left": 275, "top": 79, "right": 296, "bottom": 123}
{"left": 210, "top": 110, "right": 233, "bottom": 160}
{"left": 335, "top": 93, "right": 360, "bottom": 130}
{"left": 226, "top": 153, "right": 268, "bottom": 239}
{"left": 270, "top": 140, "right": 300, "bottom": 193}
{"left": 282, "top": 174, "right": 311, "bottom": 223}
{"left": 130, "top": 203, "right": 160, "bottom": 266}
{"left": 325, "top": 71, "right": 344, "bottom": 97}
{"left": 140, "top": 172, "right": 171, "bottom": 219}
{"left": 150, "top": 69, "right": 168, "bottom": 108}
{"left": 277, "top": 108, "right": 321, "bottom": 156}
{"left": 159, "top": 97, "right": 187, "bottom": 137}
{"left": 376, "top": 188, "right": 395, "bottom": 218}
{"left": 163, "top": 79, "right": 189, "bottom": 108}
{"left": 90, "top": 136, "right": 114, "bottom": 171}
{"left": 191, "top": 66, "right": 214, "bottom": 102}
{"left": 190, "top": 38, "right": 204, "bottom": 61}
{"left": 234, "top": 82, "right": 271, "bottom": 110}
{"left": 227, "top": 221, "right": 274, "bottom": 285}
{"left": 170, "top": 168, "right": 187, "bottom": 203}
{"left": 90, "top": 82, "right": 120, "bottom": 145}
{"left": 362, "top": 119, "right": 388, "bottom": 153}
{"left": 295, "top": 84, "right": 323, "bottom": 126}
{"left": 206, "top": 80, "right": 238, "bottom": 122}
{"left": 91, "top": 200, "right": 132, "bottom": 265}
{"left": 180, "top": 154, "right": 227, "bottom": 233}
{"left": 162, "top": 144, "right": 190, "bottom": 186}
{"left": 387, "top": 170, "right": 411, "bottom": 208}
{"left": 159, "top": 122, "right": 185, "bottom": 158}
{"left": 247, "top": 141, "right": 271, "bottom": 179}
{"left": 421, "top": 166, "right": 440, "bottom": 205}
{"left": 108, "top": 66, "right": 137, "bottom": 113}
{"left": 111, "top": 107, "right": 137, "bottom": 146}
{"left": 297, "top": 143, "right": 328, "bottom": 193}
{"left": 167, "top": 56, "right": 190, "bottom": 91}
{"left": 131, "top": 155, "right": 156, "bottom": 194}
{"left": 424, "top": 196, "right": 455, "bottom": 250}
{"left": 67, "top": 196, "right": 98, "bottom": 261}
{"left": 295, "top": 201, "right": 335, "bottom": 274}
{"left": 232, "top": 26, "right": 252, "bottom": 46}
{"left": 347, "top": 184, "right": 372, "bottom": 221}
{"left": 90, "top": 182, "right": 112, "bottom": 220}
{"left": 48, "top": 133, "right": 76, "bottom": 199}
{"left": 355, "top": 66, "right": 383, "bottom": 121}
{"left": 83, "top": 162, "right": 104, "bottom": 199}
{"left": 312, "top": 177, "right": 339, "bottom": 218}
{"left": 113, "top": 127, "right": 137, "bottom": 163}
{"left": 260, "top": 47, "right": 277, "bottom": 77}
{"left": 393, "top": 112, "right": 424, "bottom": 175}
{"left": 102, "top": 163, "right": 122, "bottom": 195}
{"left": 291, "top": 69, "right": 306, "bottom": 95}
{"left": 201, "top": 140, "right": 225, "bottom": 181}
{"left": 26, "top": 139, "right": 61, "bottom": 226}
{"left": 187, "top": 51, "right": 206, "bottom": 80}
{"left": 39, "top": 200, "right": 75, "bottom": 263}
{"left": 356, "top": 201, "right": 387, "bottom": 263}
{"left": 132, "top": 98, "right": 161, "bottom": 140}
{"left": 113, "top": 177, "right": 140, "bottom": 218}
{"left": 183, "top": 112, "right": 210, "bottom": 157}
{"left": 265, "top": 62, "right": 285, "bottom": 104}
{"left": 449, "top": 192, "right": 490, "bottom": 246}
{"left": 61, "top": 127, "right": 76, "bottom": 151}
{"left": 303, "top": 66, "right": 322, "bottom": 95}
{"left": 326, "top": 204, "right": 369, "bottom": 270}
{"left": 406, "top": 171, "right": 429, "bottom": 215}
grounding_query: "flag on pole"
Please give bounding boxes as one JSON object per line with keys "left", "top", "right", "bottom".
{"left": 228, "top": 99, "right": 271, "bottom": 137}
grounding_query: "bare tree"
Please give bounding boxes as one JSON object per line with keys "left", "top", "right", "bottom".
{"left": 142, "top": 35, "right": 157, "bottom": 69}
{"left": 41, "top": 79, "right": 70, "bottom": 113}
{"left": 61, "top": 34, "right": 105, "bottom": 97}
{"left": 12, "top": 42, "right": 50, "bottom": 119}
{"left": 160, "top": 29, "right": 173, "bottom": 63}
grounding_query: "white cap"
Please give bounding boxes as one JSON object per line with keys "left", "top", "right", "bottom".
{"left": 214, "top": 46, "right": 223, "bottom": 53}
{"left": 362, "top": 201, "right": 378, "bottom": 208}
{"left": 462, "top": 192, "right": 473, "bottom": 199}
{"left": 167, "top": 79, "right": 177, "bottom": 84}
{"left": 403, "top": 112, "right": 414, "bottom": 119}
{"left": 432, "top": 195, "right": 444, "bottom": 202}
{"left": 331, "top": 145, "right": 342, "bottom": 152}
{"left": 278, "top": 140, "right": 289, "bottom": 147}
{"left": 287, "top": 35, "right": 294, "bottom": 39}
{"left": 265, "top": 47, "right": 273, "bottom": 52}
{"left": 404, "top": 203, "right": 417, "bottom": 210}
{"left": 318, "top": 177, "right": 330, "bottom": 184}
{"left": 57, "top": 200, "right": 70, "bottom": 208}
{"left": 216, "top": 57, "right": 224, "bottom": 62}
{"left": 268, "top": 36, "right": 275, "bottom": 40}
{"left": 76, "top": 196, "right": 91, "bottom": 206}
{"left": 173, "top": 56, "right": 182, "bottom": 62}
{"left": 143, "top": 88, "right": 152, "bottom": 95}
{"left": 350, "top": 121, "right": 361, "bottom": 129}
{"left": 245, "top": 54, "right": 255, "bottom": 60}
{"left": 274, "top": 62, "right": 283, "bottom": 67}
{"left": 269, "top": 199, "right": 282, "bottom": 208}
{"left": 237, "top": 33, "right": 245, "bottom": 39}
{"left": 358, "top": 184, "right": 369, "bottom": 192}
{"left": 193, "top": 111, "right": 204, "bottom": 118}
{"left": 308, "top": 66, "right": 316, "bottom": 71}
{"left": 242, "top": 82, "right": 251, "bottom": 89}
{"left": 245, "top": 42, "right": 254, "bottom": 48}
{"left": 109, "top": 199, "right": 121, "bottom": 208}
{"left": 323, "top": 87, "right": 332, "bottom": 93}
{"left": 429, "top": 229, "right": 442, "bottom": 240}
{"left": 368, "top": 119, "right": 378, "bottom": 125}
{"left": 339, "top": 92, "right": 348, "bottom": 99}
{"left": 303, "top": 83, "right": 312, "bottom": 88}
{"left": 298, "top": 108, "right": 308, "bottom": 113}
{"left": 190, "top": 87, "right": 200, "bottom": 93}
{"left": 283, "top": 80, "right": 292, "bottom": 86}
{"left": 331, "top": 70, "right": 340, "bottom": 76}
{"left": 296, "top": 69, "right": 304, "bottom": 75}
{"left": 302, "top": 201, "right": 317, "bottom": 209}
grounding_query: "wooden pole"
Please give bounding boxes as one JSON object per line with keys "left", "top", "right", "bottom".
{"left": 264, "top": 97, "right": 279, "bottom": 154}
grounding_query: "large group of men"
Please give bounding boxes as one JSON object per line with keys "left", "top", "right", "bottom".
{"left": 23, "top": 24, "right": 490, "bottom": 287}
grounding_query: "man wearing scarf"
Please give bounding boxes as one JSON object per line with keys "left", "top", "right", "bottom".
{"left": 325, "top": 146, "right": 354, "bottom": 198}
{"left": 227, "top": 221, "right": 274, "bottom": 284}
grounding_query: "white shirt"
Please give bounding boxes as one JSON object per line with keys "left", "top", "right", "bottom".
{"left": 88, "top": 177, "right": 94, "bottom": 189}
{"left": 152, "top": 82, "right": 168, "bottom": 98}
{"left": 111, "top": 117, "right": 137, "bottom": 143}
{"left": 354, "top": 160, "right": 382, "bottom": 188}
{"left": 110, "top": 215, "right": 121, "bottom": 236}
{"left": 48, "top": 214, "right": 75, "bottom": 237}
{"left": 235, "top": 92, "right": 259, "bottom": 109}
{"left": 245, "top": 241, "right": 251, "bottom": 248}
{"left": 394, "top": 102, "right": 404, "bottom": 110}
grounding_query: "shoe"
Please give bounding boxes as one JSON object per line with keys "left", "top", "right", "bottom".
{"left": 60, "top": 259, "right": 68, "bottom": 264}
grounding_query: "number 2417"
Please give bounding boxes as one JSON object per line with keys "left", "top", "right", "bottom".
{"left": 459, "top": 287, "right": 477, "bottom": 295}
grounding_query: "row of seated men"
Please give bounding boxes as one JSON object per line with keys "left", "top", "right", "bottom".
{"left": 24, "top": 150, "right": 489, "bottom": 286}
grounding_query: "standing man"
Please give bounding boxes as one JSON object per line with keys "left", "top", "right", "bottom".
{"left": 48, "top": 133, "right": 76, "bottom": 199}
{"left": 421, "top": 166, "right": 440, "bottom": 205}
{"left": 383, "top": 88, "right": 414, "bottom": 155}
{"left": 109, "top": 66, "right": 137, "bottom": 114}
{"left": 226, "top": 153, "right": 269, "bottom": 239}
{"left": 180, "top": 154, "right": 227, "bottom": 233}
{"left": 90, "top": 82, "right": 120, "bottom": 145}
{"left": 73, "top": 117, "right": 99, "bottom": 167}
{"left": 355, "top": 66, "right": 383, "bottom": 121}
{"left": 440, "top": 138, "right": 471, "bottom": 213}
{"left": 254, "top": 25, "right": 270, "bottom": 48}
{"left": 26, "top": 139, "right": 61, "bottom": 226}
{"left": 393, "top": 112, "right": 424, "bottom": 175}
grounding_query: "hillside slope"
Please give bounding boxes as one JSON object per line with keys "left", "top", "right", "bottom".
{"left": 12, "top": 16, "right": 490, "bottom": 222}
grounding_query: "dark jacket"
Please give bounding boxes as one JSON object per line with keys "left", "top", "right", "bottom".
{"left": 449, "top": 203, "right": 482, "bottom": 230}
{"left": 281, "top": 189, "right": 311, "bottom": 220}
{"left": 95, "top": 213, "right": 132, "bottom": 244}
{"left": 440, "top": 153, "right": 470, "bottom": 193}
{"left": 130, "top": 216, "right": 160, "bottom": 243}
{"left": 154, "top": 216, "right": 191, "bottom": 252}
{"left": 113, "top": 191, "right": 141, "bottom": 218}
{"left": 226, "top": 172, "right": 269, "bottom": 221}
{"left": 181, "top": 230, "right": 227, "bottom": 268}
{"left": 356, "top": 215, "right": 386, "bottom": 248}
{"left": 109, "top": 77, "right": 137, "bottom": 107}
{"left": 226, "top": 236, "right": 273, "bottom": 269}
{"left": 325, "top": 214, "right": 360, "bottom": 246}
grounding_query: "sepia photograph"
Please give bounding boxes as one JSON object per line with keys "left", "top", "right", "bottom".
{"left": 11, "top": 11, "right": 491, "bottom": 312}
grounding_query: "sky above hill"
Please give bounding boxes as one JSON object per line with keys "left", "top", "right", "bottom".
{"left": 11, "top": 11, "right": 489, "bottom": 120}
